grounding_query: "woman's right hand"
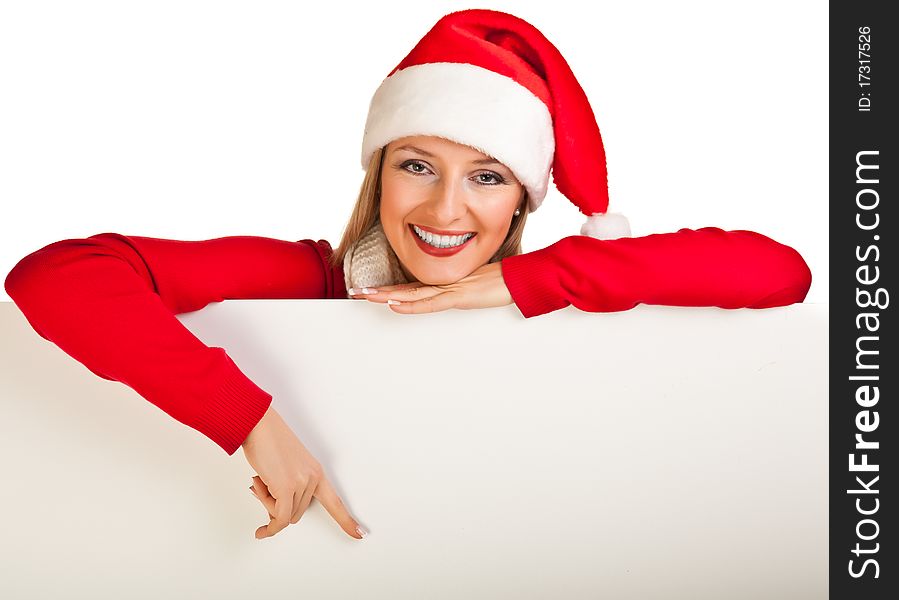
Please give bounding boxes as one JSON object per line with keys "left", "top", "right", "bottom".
{"left": 240, "top": 405, "right": 368, "bottom": 540}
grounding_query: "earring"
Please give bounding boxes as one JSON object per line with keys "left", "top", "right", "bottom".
{"left": 514, "top": 208, "right": 520, "bottom": 216}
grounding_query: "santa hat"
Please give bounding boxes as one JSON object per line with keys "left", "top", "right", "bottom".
{"left": 360, "top": 8, "right": 630, "bottom": 240}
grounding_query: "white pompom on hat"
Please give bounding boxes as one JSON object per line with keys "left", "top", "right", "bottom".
{"left": 360, "top": 8, "right": 630, "bottom": 240}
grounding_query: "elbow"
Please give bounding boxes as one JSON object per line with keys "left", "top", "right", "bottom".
{"left": 5, "top": 244, "right": 65, "bottom": 341}
{"left": 5, "top": 258, "right": 25, "bottom": 301}
{"left": 776, "top": 242, "right": 812, "bottom": 303}
{"left": 750, "top": 243, "right": 813, "bottom": 308}
{"left": 741, "top": 229, "right": 813, "bottom": 304}
{"left": 5, "top": 246, "right": 51, "bottom": 307}
{"left": 5, "top": 234, "right": 114, "bottom": 311}
{"left": 792, "top": 248, "right": 813, "bottom": 302}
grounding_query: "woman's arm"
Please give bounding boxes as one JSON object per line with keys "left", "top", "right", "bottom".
{"left": 500, "top": 227, "right": 813, "bottom": 318}
{"left": 4, "top": 233, "right": 342, "bottom": 455}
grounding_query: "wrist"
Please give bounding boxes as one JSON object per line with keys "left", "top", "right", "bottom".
{"left": 242, "top": 405, "right": 275, "bottom": 448}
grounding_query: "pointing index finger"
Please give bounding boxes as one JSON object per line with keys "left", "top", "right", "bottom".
{"left": 315, "top": 477, "right": 366, "bottom": 539}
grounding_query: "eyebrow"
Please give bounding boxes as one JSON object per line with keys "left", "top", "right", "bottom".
{"left": 393, "top": 144, "right": 504, "bottom": 166}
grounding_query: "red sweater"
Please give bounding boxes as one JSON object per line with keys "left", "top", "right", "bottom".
{"left": 4, "top": 228, "right": 812, "bottom": 455}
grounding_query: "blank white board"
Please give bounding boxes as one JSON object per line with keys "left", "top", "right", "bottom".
{"left": 0, "top": 300, "right": 827, "bottom": 599}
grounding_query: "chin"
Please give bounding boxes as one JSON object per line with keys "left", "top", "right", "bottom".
{"left": 407, "top": 263, "right": 471, "bottom": 286}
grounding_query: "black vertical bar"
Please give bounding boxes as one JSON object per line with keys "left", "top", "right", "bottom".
{"left": 830, "top": 1, "right": 896, "bottom": 598}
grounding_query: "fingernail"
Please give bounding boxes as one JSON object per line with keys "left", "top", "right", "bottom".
{"left": 356, "top": 525, "right": 369, "bottom": 539}
{"left": 349, "top": 287, "right": 377, "bottom": 295}
{"left": 387, "top": 299, "right": 401, "bottom": 305}
{"left": 249, "top": 485, "right": 256, "bottom": 495}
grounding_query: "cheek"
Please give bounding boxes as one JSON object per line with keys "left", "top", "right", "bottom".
{"left": 380, "top": 177, "right": 422, "bottom": 220}
{"left": 484, "top": 210, "right": 512, "bottom": 234}
{"left": 477, "top": 195, "right": 520, "bottom": 236}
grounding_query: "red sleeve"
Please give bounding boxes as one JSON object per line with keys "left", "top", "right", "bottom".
{"left": 500, "top": 227, "right": 813, "bottom": 318}
{"left": 4, "top": 233, "right": 344, "bottom": 455}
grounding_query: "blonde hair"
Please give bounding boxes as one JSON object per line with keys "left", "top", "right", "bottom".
{"left": 328, "top": 146, "right": 529, "bottom": 274}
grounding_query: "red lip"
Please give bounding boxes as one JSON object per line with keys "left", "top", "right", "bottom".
{"left": 408, "top": 224, "right": 476, "bottom": 257}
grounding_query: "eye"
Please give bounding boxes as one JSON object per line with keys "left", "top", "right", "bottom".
{"left": 473, "top": 171, "right": 505, "bottom": 185}
{"left": 399, "top": 159, "right": 432, "bottom": 175}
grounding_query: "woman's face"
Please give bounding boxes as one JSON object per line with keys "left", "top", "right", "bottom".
{"left": 379, "top": 135, "right": 524, "bottom": 285}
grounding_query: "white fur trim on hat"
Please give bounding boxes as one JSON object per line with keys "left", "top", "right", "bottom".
{"left": 361, "top": 62, "right": 555, "bottom": 206}
{"left": 580, "top": 212, "right": 631, "bottom": 240}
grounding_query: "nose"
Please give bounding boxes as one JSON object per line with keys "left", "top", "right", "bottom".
{"left": 424, "top": 176, "right": 468, "bottom": 225}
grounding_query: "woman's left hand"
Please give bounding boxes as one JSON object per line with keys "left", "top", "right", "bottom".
{"left": 349, "top": 262, "right": 513, "bottom": 314}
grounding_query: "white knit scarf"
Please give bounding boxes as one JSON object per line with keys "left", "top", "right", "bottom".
{"left": 342, "top": 219, "right": 410, "bottom": 293}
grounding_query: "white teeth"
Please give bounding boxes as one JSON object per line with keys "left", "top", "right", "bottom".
{"left": 413, "top": 225, "right": 474, "bottom": 249}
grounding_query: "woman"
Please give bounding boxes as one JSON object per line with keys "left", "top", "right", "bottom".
{"left": 3, "top": 9, "right": 812, "bottom": 543}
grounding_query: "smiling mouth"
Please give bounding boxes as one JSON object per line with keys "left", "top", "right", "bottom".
{"left": 410, "top": 224, "right": 476, "bottom": 248}
{"left": 407, "top": 224, "right": 477, "bottom": 257}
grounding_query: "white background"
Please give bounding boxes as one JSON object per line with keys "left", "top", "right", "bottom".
{"left": 0, "top": 0, "right": 828, "bottom": 303}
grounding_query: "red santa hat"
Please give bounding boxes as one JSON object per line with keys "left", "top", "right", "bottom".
{"left": 361, "top": 8, "right": 631, "bottom": 240}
